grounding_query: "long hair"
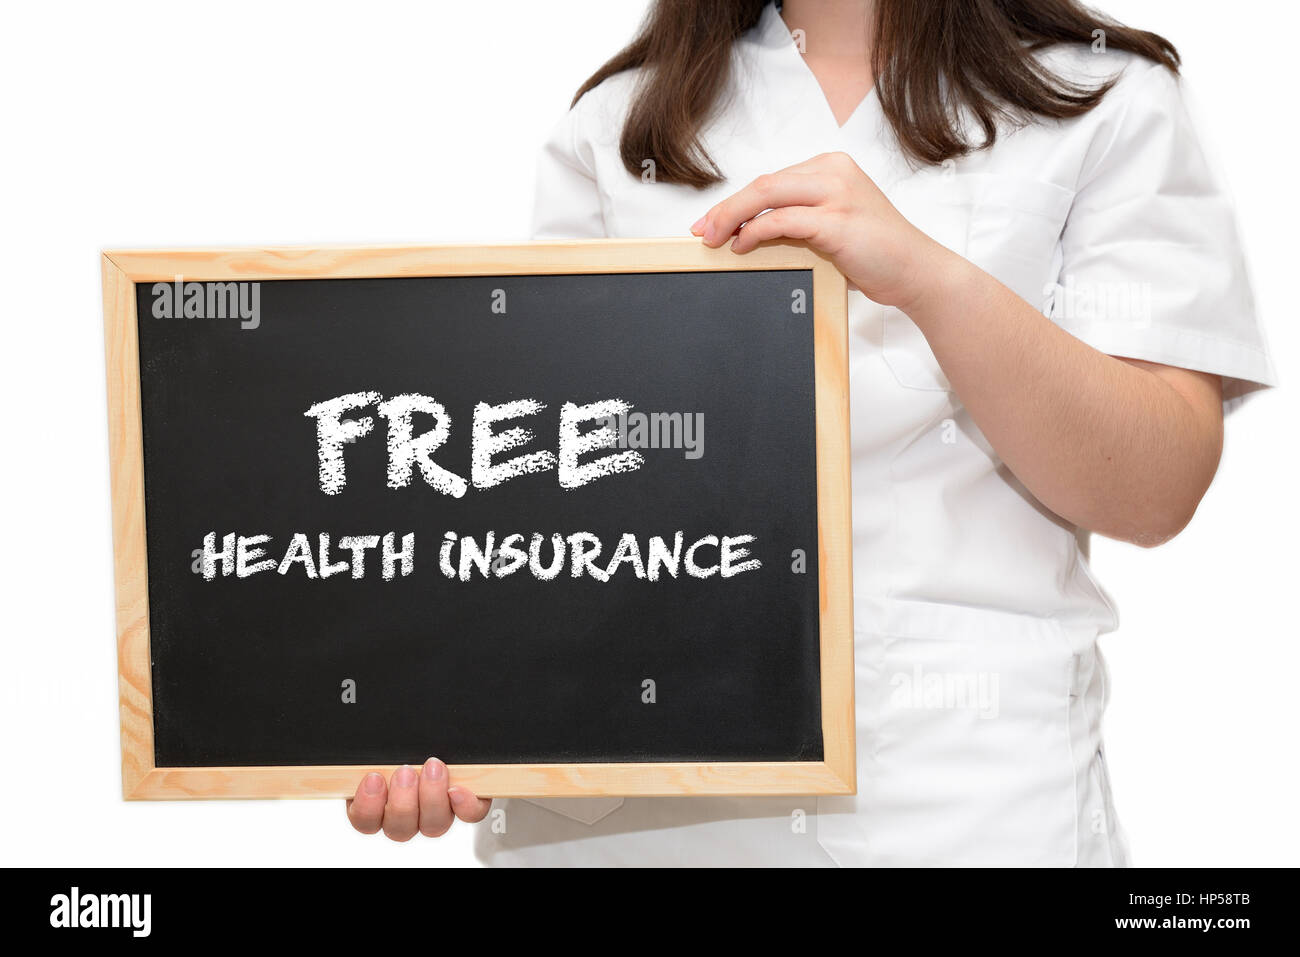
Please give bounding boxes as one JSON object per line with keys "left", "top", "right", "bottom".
{"left": 574, "top": 0, "right": 1179, "bottom": 187}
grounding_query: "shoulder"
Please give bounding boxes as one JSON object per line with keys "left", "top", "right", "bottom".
{"left": 1021, "top": 44, "right": 1191, "bottom": 179}
{"left": 1033, "top": 43, "right": 1182, "bottom": 116}
{"left": 960, "top": 45, "right": 1196, "bottom": 192}
{"left": 565, "top": 69, "right": 642, "bottom": 149}
{"left": 536, "top": 68, "right": 641, "bottom": 178}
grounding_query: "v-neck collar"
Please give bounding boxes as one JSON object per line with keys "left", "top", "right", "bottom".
{"left": 753, "top": 1, "right": 878, "bottom": 137}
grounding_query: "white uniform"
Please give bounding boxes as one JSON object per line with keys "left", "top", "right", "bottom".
{"left": 476, "top": 2, "right": 1276, "bottom": 866}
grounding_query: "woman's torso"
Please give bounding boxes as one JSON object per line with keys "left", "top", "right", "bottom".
{"left": 475, "top": 5, "right": 1148, "bottom": 866}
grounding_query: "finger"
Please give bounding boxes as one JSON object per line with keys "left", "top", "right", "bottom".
{"left": 382, "top": 765, "right": 421, "bottom": 842}
{"left": 730, "top": 206, "right": 824, "bottom": 254}
{"left": 696, "top": 173, "right": 829, "bottom": 247}
{"left": 448, "top": 786, "right": 492, "bottom": 824}
{"left": 689, "top": 153, "right": 857, "bottom": 240}
{"left": 346, "top": 771, "right": 388, "bottom": 835}
{"left": 777, "top": 151, "right": 857, "bottom": 176}
{"left": 418, "top": 758, "right": 455, "bottom": 838}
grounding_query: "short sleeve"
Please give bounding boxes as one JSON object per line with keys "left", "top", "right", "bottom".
{"left": 530, "top": 99, "right": 608, "bottom": 240}
{"left": 1051, "top": 63, "right": 1276, "bottom": 409}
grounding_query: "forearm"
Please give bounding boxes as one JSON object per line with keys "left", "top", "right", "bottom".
{"left": 902, "top": 245, "right": 1223, "bottom": 546}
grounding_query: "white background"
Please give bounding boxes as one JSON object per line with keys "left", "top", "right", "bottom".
{"left": 1, "top": 0, "right": 1294, "bottom": 867}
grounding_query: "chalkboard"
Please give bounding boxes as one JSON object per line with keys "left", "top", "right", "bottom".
{"left": 103, "top": 241, "right": 853, "bottom": 799}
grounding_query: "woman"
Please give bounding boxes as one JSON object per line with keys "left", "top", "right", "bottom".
{"left": 346, "top": 0, "right": 1275, "bottom": 865}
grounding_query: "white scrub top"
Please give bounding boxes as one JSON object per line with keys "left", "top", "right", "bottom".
{"left": 475, "top": 2, "right": 1276, "bottom": 867}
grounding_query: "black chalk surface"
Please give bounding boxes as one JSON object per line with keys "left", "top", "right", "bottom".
{"left": 135, "top": 270, "right": 821, "bottom": 766}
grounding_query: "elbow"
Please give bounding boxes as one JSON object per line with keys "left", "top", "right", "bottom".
{"left": 1124, "top": 510, "right": 1195, "bottom": 549}
{"left": 1110, "top": 488, "right": 1210, "bottom": 549}
{"left": 1116, "top": 436, "right": 1223, "bottom": 548}
{"left": 1061, "top": 491, "right": 1204, "bottom": 548}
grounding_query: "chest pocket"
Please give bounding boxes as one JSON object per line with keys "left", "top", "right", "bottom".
{"left": 881, "top": 174, "right": 1076, "bottom": 392}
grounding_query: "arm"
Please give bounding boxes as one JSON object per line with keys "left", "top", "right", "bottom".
{"left": 695, "top": 151, "right": 1224, "bottom": 547}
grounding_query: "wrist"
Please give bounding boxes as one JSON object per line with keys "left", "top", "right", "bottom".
{"left": 894, "top": 235, "right": 978, "bottom": 328}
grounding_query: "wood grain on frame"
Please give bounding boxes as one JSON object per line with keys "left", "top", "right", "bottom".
{"left": 102, "top": 239, "right": 854, "bottom": 800}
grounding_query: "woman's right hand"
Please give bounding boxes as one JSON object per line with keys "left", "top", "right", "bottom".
{"left": 346, "top": 758, "right": 491, "bottom": 841}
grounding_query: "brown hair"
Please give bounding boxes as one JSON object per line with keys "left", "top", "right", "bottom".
{"left": 574, "top": 0, "right": 1179, "bottom": 187}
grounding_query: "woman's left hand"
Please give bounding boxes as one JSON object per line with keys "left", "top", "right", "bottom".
{"left": 691, "top": 151, "right": 954, "bottom": 312}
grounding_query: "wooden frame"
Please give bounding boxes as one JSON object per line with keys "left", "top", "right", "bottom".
{"left": 103, "top": 239, "right": 854, "bottom": 800}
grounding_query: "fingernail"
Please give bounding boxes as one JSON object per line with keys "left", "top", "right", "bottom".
{"left": 393, "top": 765, "right": 416, "bottom": 788}
{"left": 448, "top": 787, "right": 467, "bottom": 807}
{"left": 690, "top": 216, "right": 706, "bottom": 235}
{"left": 423, "top": 758, "right": 445, "bottom": 781}
{"left": 362, "top": 772, "right": 384, "bottom": 795}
